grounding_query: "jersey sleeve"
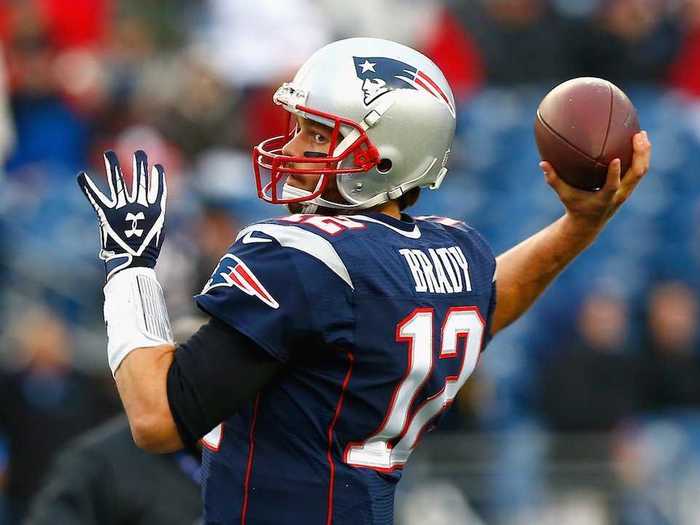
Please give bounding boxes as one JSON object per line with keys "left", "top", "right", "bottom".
{"left": 194, "top": 222, "right": 355, "bottom": 362}
{"left": 422, "top": 216, "right": 498, "bottom": 350}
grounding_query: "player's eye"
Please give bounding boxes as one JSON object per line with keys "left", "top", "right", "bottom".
{"left": 312, "top": 132, "right": 328, "bottom": 144}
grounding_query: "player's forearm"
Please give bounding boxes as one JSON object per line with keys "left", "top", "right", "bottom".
{"left": 79, "top": 151, "right": 179, "bottom": 450}
{"left": 491, "top": 213, "right": 602, "bottom": 334}
{"left": 115, "top": 345, "right": 184, "bottom": 453}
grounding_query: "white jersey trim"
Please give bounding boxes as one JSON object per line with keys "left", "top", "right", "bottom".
{"left": 352, "top": 215, "right": 421, "bottom": 239}
{"left": 235, "top": 223, "right": 354, "bottom": 289}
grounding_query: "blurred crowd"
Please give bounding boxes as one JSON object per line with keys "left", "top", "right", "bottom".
{"left": 2, "top": 0, "right": 700, "bottom": 523}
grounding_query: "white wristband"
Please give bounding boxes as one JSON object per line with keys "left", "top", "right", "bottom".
{"left": 103, "top": 267, "right": 173, "bottom": 375}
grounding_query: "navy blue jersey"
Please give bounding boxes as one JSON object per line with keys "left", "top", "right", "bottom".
{"left": 194, "top": 212, "right": 496, "bottom": 525}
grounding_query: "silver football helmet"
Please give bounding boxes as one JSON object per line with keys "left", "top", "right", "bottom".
{"left": 252, "top": 37, "right": 456, "bottom": 211}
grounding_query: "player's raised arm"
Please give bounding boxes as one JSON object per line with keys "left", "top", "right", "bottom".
{"left": 77, "top": 150, "right": 181, "bottom": 451}
{"left": 78, "top": 152, "right": 283, "bottom": 453}
{"left": 490, "top": 130, "right": 651, "bottom": 335}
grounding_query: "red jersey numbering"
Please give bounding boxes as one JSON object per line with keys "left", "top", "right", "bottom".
{"left": 280, "top": 214, "right": 367, "bottom": 236}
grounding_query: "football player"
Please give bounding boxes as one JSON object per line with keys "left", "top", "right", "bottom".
{"left": 78, "top": 38, "right": 651, "bottom": 524}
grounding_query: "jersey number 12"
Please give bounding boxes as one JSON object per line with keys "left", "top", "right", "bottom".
{"left": 345, "top": 306, "right": 485, "bottom": 470}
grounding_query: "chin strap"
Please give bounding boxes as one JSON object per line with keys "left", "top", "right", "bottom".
{"left": 281, "top": 183, "right": 319, "bottom": 213}
{"left": 282, "top": 181, "right": 366, "bottom": 212}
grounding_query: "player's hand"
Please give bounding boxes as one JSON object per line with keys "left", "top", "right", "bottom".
{"left": 540, "top": 130, "right": 651, "bottom": 232}
{"left": 77, "top": 150, "right": 167, "bottom": 281}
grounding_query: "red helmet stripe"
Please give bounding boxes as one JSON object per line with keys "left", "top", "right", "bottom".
{"left": 416, "top": 71, "right": 453, "bottom": 111}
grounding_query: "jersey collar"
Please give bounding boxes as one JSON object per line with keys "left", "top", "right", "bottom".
{"left": 353, "top": 212, "right": 421, "bottom": 238}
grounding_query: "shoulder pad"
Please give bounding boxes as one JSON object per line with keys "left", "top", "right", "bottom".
{"left": 235, "top": 221, "right": 354, "bottom": 289}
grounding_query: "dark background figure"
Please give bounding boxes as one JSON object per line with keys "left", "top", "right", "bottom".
{"left": 451, "top": 0, "right": 575, "bottom": 86}
{"left": 25, "top": 315, "right": 206, "bottom": 525}
{"left": 537, "top": 291, "right": 644, "bottom": 433}
{"left": 642, "top": 281, "right": 700, "bottom": 411}
{"left": 567, "top": 0, "right": 681, "bottom": 86}
{"left": 0, "top": 307, "right": 117, "bottom": 524}
{"left": 534, "top": 291, "right": 647, "bottom": 502}
{"left": 25, "top": 416, "right": 202, "bottom": 525}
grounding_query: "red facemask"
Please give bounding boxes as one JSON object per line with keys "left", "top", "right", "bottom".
{"left": 252, "top": 105, "right": 380, "bottom": 204}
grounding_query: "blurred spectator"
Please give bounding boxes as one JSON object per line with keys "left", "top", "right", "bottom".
{"left": 534, "top": 292, "right": 647, "bottom": 521}
{"left": 569, "top": 0, "right": 681, "bottom": 85}
{"left": 114, "top": 0, "right": 193, "bottom": 52}
{"left": 642, "top": 281, "right": 700, "bottom": 411}
{"left": 192, "top": 0, "right": 330, "bottom": 88}
{"left": 25, "top": 416, "right": 202, "bottom": 525}
{"left": 320, "top": 0, "right": 439, "bottom": 46}
{"left": 187, "top": 0, "right": 331, "bottom": 149}
{"left": 451, "top": 0, "right": 574, "bottom": 85}
{"left": 3, "top": 7, "right": 89, "bottom": 177}
{"left": 24, "top": 315, "right": 205, "bottom": 524}
{"left": 317, "top": 0, "right": 483, "bottom": 99}
{"left": 537, "top": 291, "right": 644, "bottom": 432}
{"left": 419, "top": 5, "right": 483, "bottom": 101}
{"left": 150, "top": 56, "right": 243, "bottom": 158}
{"left": 0, "top": 0, "right": 110, "bottom": 51}
{"left": 71, "top": 0, "right": 196, "bottom": 163}
{"left": 0, "top": 307, "right": 116, "bottom": 524}
{"left": 110, "top": 124, "right": 184, "bottom": 198}
{"left": 23, "top": 316, "right": 205, "bottom": 524}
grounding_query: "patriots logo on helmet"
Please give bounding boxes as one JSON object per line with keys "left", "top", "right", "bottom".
{"left": 353, "top": 56, "right": 455, "bottom": 117}
{"left": 202, "top": 254, "right": 279, "bottom": 309}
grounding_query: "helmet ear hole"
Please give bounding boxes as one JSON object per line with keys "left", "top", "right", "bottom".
{"left": 377, "top": 158, "right": 393, "bottom": 174}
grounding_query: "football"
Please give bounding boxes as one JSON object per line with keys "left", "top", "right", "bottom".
{"left": 534, "top": 77, "right": 640, "bottom": 191}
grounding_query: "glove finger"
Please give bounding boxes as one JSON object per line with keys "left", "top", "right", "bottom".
{"left": 104, "top": 150, "right": 127, "bottom": 208}
{"left": 77, "top": 172, "right": 112, "bottom": 210}
{"left": 132, "top": 150, "right": 149, "bottom": 205}
{"left": 148, "top": 164, "right": 167, "bottom": 205}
